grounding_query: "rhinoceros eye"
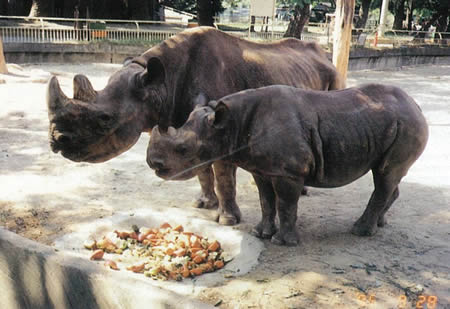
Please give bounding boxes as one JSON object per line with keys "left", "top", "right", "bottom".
{"left": 175, "top": 144, "right": 187, "bottom": 156}
{"left": 99, "top": 114, "right": 112, "bottom": 122}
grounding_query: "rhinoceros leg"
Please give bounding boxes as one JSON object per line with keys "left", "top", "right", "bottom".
{"left": 377, "top": 186, "right": 399, "bottom": 227}
{"left": 194, "top": 166, "right": 219, "bottom": 210}
{"left": 212, "top": 161, "right": 242, "bottom": 225}
{"left": 250, "top": 174, "right": 277, "bottom": 239}
{"left": 351, "top": 170, "right": 402, "bottom": 236}
{"left": 270, "top": 177, "right": 303, "bottom": 246}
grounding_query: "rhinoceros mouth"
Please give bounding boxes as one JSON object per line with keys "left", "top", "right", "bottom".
{"left": 154, "top": 167, "right": 173, "bottom": 179}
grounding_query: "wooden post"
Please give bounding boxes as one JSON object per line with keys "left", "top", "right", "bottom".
{"left": 0, "top": 36, "right": 8, "bottom": 74}
{"left": 332, "top": 0, "right": 355, "bottom": 81}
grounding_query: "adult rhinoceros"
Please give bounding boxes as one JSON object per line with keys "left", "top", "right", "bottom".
{"left": 47, "top": 27, "right": 344, "bottom": 226}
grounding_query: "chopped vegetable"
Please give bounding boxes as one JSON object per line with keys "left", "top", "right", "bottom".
{"left": 90, "top": 249, "right": 104, "bottom": 260}
{"left": 85, "top": 223, "right": 227, "bottom": 281}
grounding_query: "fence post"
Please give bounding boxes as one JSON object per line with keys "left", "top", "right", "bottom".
{"left": 0, "top": 36, "right": 7, "bottom": 74}
{"left": 40, "top": 18, "right": 44, "bottom": 42}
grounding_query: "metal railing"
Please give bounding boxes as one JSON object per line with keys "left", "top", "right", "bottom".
{"left": 1, "top": 15, "right": 449, "bottom": 47}
{"left": 1, "top": 26, "right": 179, "bottom": 44}
{"left": 0, "top": 15, "right": 185, "bottom": 44}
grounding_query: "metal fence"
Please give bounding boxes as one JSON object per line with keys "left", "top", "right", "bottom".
{"left": 0, "top": 15, "right": 184, "bottom": 44}
{"left": 1, "top": 15, "right": 449, "bottom": 48}
{"left": 1, "top": 26, "right": 178, "bottom": 44}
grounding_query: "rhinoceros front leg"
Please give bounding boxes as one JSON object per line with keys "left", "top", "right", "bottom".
{"left": 271, "top": 177, "right": 303, "bottom": 246}
{"left": 250, "top": 174, "right": 277, "bottom": 239}
{"left": 194, "top": 166, "right": 219, "bottom": 210}
{"left": 212, "top": 161, "right": 242, "bottom": 225}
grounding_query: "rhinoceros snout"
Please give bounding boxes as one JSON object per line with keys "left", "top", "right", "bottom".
{"left": 147, "top": 156, "right": 165, "bottom": 171}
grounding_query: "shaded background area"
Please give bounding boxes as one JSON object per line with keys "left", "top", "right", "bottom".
{"left": 0, "top": 64, "right": 449, "bottom": 308}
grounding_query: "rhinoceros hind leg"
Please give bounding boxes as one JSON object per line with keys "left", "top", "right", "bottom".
{"left": 251, "top": 174, "right": 277, "bottom": 238}
{"left": 352, "top": 170, "right": 403, "bottom": 236}
{"left": 377, "top": 187, "right": 399, "bottom": 227}
{"left": 194, "top": 166, "right": 219, "bottom": 209}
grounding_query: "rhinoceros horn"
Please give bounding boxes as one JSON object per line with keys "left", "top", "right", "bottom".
{"left": 167, "top": 126, "right": 177, "bottom": 137}
{"left": 47, "top": 76, "right": 69, "bottom": 114}
{"left": 73, "top": 74, "right": 97, "bottom": 102}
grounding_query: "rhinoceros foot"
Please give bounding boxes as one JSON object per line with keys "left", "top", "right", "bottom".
{"left": 351, "top": 218, "right": 378, "bottom": 236}
{"left": 271, "top": 231, "right": 299, "bottom": 246}
{"left": 251, "top": 221, "right": 277, "bottom": 239}
{"left": 377, "top": 216, "right": 387, "bottom": 227}
{"left": 194, "top": 193, "right": 219, "bottom": 210}
{"left": 213, "top": 201, "right": 241, "bottom": 226}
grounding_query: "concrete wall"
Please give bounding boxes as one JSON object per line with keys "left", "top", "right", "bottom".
{"left": 348, "top": 46, "right": 450, "bottom": 71}
{"left": 4, "top": 42, "right": 150, "bottom": 65}
{"left": 4, "top": 42, "right": 450, "bottom": 70}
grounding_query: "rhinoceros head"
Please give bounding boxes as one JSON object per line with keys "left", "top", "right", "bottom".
{"left": 47, "top": 59, "right": 166, "bottom": 163}
{"left": 147, "top": 102, "right": 230, "bottom": 180}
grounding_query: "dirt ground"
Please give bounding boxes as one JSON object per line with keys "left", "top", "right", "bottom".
{"left": 1, "top": 63, "right": 449, "bottom": 309}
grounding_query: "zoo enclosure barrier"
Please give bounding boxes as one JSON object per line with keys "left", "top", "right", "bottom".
{"left": 1, "top": 15, "right": 449, "bottom": 48}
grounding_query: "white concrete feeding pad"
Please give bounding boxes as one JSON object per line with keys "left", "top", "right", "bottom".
{"left": 0, "top": 207, "right": 264, "bottom": 308}
{"left": 54, "top": 207, "right": 265, "bottom": 296}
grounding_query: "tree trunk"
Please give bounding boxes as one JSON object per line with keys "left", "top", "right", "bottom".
{"left": 197, "top": 0, "right": 214, "bottom": 26}
{"left": 0, "top": 36, "right": 7, "bottom": 74}
{"left": 283, "top": 4, "right": 311, "bottom": 39}
{"left": 332, "top": 0, "right": 355, "bottom": 81}
{"left": 392, "top": 0, "right": 405, "bottom": 30}
{"left": 356, "top": 0, "right": 371, "bottom": 29}
{"left": 28, "top": 0, "right": 55, "bottom": 17}
{"left": 405, "top": 0, "right": 413, "bottom": 30}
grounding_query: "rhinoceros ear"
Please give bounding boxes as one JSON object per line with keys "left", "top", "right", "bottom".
{"left": 193, "top": 93, "right": 209, "bottom": 107}
{"left": 123, "top": 56, "right": 134, "bottom": 66}
{"left": 207, "top": 102, "right": 230, "bottom": 129}
{"left": 140, "top": 57, "right": 165, "bottom": 86}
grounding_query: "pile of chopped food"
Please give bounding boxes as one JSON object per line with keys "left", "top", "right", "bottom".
{"left": 84, "top": 222, "right": 226, "bottom": 281}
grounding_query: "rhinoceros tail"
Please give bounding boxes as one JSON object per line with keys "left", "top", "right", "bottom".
{"left": 311, "top": 126, "right": 325, "bottom": 182}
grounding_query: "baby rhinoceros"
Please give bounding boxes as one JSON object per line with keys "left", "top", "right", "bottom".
{"left": 147, "top": 84, "right": 428, "bottom": 246}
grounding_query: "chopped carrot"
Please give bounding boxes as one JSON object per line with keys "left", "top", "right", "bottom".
{"left": 181, "top": 267, "right": 190, "bottom": 278}
{"left": 129, "top": 231, "right": 139, "bottom": 240}
{"left": 173, "top": 248, "right": 186, "bottom": 257}
{"left": 190, "top": 268, "right": 203, "bottom": 276}
{"left": 90, "top": 249, "right": 104, "bottom": 261}
{"left": 160, "top": 222, "right": 172, "bottom": 229}
{"left": 173, "top": 225, "right": 184, "bottom": 232}
{"left": 208, "top": 240, "right": 220, "bottom": 252}
{"left": 193, "top": 255, "right": 204, "bottom": 264}
{"left": 127, "top": 263, "right": 145, "bottom": 273}
{"left": 191, "top": 239, "right": 202, "bottom": 249}
{"left": 104, "top": 260, "right": 119, "bottom": 270}
{"left": 214, "top": 260, "right": 224, "bottom": 269}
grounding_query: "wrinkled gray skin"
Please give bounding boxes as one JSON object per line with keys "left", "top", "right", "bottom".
{"left": 147, "top": 84, "right": 429, "bottom": 246}
{"left": 47, "top": 27, "right": 344, "bottom": 226}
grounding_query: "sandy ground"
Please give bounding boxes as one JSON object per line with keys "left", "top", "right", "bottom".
{"left": 0, "top": 63, "right": 449, "bottom": 309}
